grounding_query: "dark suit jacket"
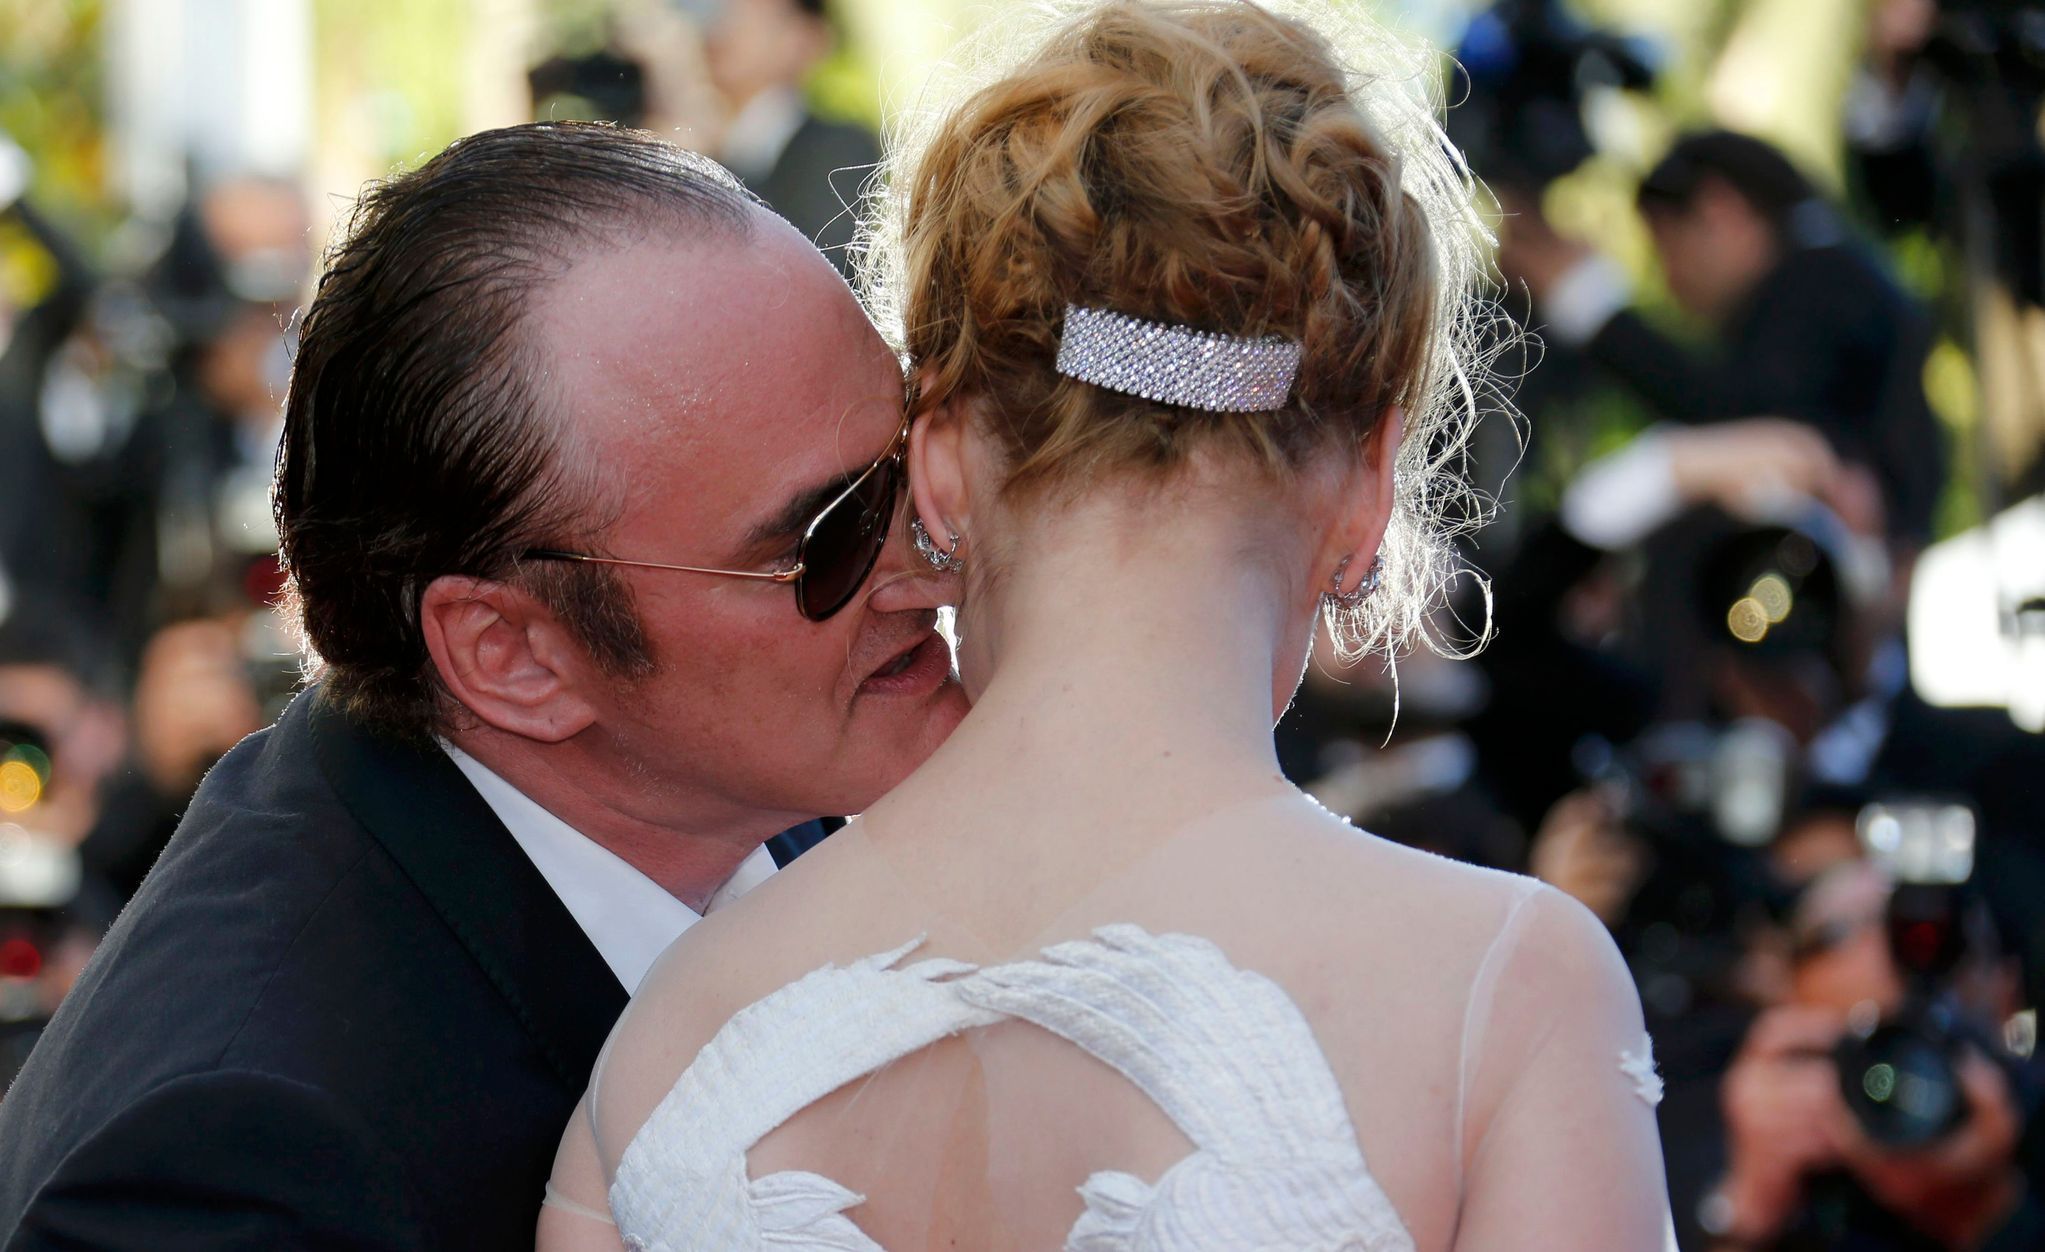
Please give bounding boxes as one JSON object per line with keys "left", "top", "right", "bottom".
{"left": 742, "top": 113, "right": 881, "bottom": 280}
{"left": 0, "top": 687, "right": 828, "bottom": 1248}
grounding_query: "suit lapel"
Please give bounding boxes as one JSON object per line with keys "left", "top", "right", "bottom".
{"left": 303, "top": 691, "right": 626, "bottom": 1089}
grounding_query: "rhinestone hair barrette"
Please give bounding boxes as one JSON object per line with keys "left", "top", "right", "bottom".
{"left": 1054, "top": 304, "right": 1302, "bottom": 413}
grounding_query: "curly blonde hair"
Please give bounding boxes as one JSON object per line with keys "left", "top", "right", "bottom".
{"left": 861, "top": 0, "right": 1501, "bottom": 657}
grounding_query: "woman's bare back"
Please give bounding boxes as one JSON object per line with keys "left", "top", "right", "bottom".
{"left": 549, "top": 790, "right": 1670, "bottom": 1251}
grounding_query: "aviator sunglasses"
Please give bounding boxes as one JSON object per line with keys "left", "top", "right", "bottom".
{"left": 522, "top": 411, "right": 912, "bottom": 622}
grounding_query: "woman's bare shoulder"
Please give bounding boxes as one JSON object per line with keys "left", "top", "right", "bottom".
{"left": 1257, "top": 798, "right": 1546, "bottom": 929}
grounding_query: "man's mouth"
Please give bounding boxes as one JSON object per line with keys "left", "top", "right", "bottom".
{"left": 874, "top": 646, "right": 919, "bottom": 679}
{"left": 858, "top": 632, "right": 953, "bottom": 697}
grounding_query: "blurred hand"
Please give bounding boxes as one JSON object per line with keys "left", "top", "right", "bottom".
{"left": 133, "top": 619, "right": 263, "bottom": 797}
{"left": 1825, "top": 460, "right": 1888, "bottom": 541}
{"left": 1528, "top": 789, "right": 1644, "bottom": 926}
{"left": 1495, "top": 190, "right": 1593, "bottom": 301}
{"left": 1716, "top": 1005, "right": 1851, "bottom": 1243}
{"left": 1665, "top": 419, "right": 1843, "bottom": 519}
{"left": 1833, "top": 1049, "right": 2024, "bottom": 1248}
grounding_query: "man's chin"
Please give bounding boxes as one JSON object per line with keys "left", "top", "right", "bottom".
{"left": 835, "top": 675, "right": 968, "bottom": 810}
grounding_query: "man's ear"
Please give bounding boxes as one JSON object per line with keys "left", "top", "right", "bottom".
{"left": 907, "top": 389, "right": 973, "bottom": 557}
{"left": 1315, "top": 407, "right": 1405, "bottom": 588}
{"left": 419, "top": 575, "right": 598, "bottom": 744}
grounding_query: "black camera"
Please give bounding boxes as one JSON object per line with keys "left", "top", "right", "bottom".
{"left": 1446, "top": 0, "right": 1658, "bottom": 192}
{"left": 0, "top": 824, "right": 84, "bottom": 1091}
{"left": 1833, "top": 801, "right": 1991, "bottom": 1148}
{"left": 1595, "top": 718, "right": 1799, "bottom": 853}
{"left": 1571, "top": 719, "right": 1796, "bottom": 1020}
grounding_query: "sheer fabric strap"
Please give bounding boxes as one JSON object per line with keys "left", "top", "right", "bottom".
{"left": 543, "top": 1182, "right": 616, "bottom": 1226}
{"left": 1453, "top": 876, "right": 1545, "bottom": 1196}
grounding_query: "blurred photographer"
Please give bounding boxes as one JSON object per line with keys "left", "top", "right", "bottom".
{"left": 0, "top": 133, "right": 127, "bottom": 629}
{"left": 0, "top": 600, "right": 125, "bottom": 1087}
{"left": 81, "top": 614, "right": 266, "bottom": 900}
{"left": 1474, "top": 415, "right": 1879, "bottom": 834}
{"left": 1704, "top": 856, "right": 2042, "bottom": 1249}
{"left": 1500, "top": 130, "right": 1947, "bottom": 548}
{"left": 700, "top": 0, "right": 877, "bottom": 276}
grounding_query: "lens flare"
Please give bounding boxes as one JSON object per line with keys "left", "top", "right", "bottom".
{"left": 0, "top": 760, "right": 41, "bottom": 813}
{"left": 1727, "top": 597, "right": 1770, "bottom": 644}
{"left": 1750, "top": 574, "right": 1793, "bottom": 623}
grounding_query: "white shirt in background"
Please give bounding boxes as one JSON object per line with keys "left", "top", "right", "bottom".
{"left": 719, "top": 86, "right": 806, "bottom": 183}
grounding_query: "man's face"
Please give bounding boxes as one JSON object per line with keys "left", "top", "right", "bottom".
{"left": 1790, "top": 861, "right": 1905, "bottom": 1016}
{"left": 531, "top": 219, "right": 966, "bottom": 831}
{"left": 1645, "top": 181, "right": 1776, "bottom": 326}
{"left": 703, "top": 0, "right": 826, "bottom": 110}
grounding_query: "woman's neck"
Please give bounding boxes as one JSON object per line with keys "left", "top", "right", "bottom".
{"left": 922, "top": 495, "right": 1311, "bottom": 814}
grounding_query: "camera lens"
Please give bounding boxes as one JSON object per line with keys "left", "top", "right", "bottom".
{"left": 1836, "top": 1021, "right": 1966, "bottom": 1148}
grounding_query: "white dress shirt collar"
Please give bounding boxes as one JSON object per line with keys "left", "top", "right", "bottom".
{"left": 439, "top": 741, "right": 777, "bottom": 992}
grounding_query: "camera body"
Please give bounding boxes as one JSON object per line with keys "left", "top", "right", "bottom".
{"left": 0, "top": 718, "right": 87, "bottom": 1089}
{"left": 1574, "top": 719, "right": 1795, "bottom": 1019}
{"left": 1446, "top": 0, "right": 1657, "bottom": 192}
{"left": 1832, "top": 801, "right": 1989, "bottom": 1148}
{"left": 0, "top": 828, "right": 82, "bottom": 1091}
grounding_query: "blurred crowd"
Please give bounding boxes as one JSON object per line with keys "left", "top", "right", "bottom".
{"left": 1280, "top": 1, "right": 2045, "bottom": 1248}
{"left": 0, "top": 0, "right": 877, "bottom": 1084}
{"left": 2, "top": 0, "right": 2043, "bottom": 1248}
{"left": 0, "top": 152, "right": 306, "bottom": 1078}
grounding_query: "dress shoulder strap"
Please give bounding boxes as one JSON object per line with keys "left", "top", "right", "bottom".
{"left": 957, "top": 925, "right": 1357, "bottom": 1160}
{"left": 609, "top": 938, "right": 1001, "bottom": 1242}
{"left": 956, "top": 925, "right": 1416, "bottom": 1252}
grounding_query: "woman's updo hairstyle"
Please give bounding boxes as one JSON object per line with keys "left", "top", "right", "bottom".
{"left": 863, "top": 0, "right": 1500, "bottom": 657}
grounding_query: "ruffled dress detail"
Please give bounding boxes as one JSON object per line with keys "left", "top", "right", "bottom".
{"left": 608, "top": 925, "right": 1418, "bottom": 1251}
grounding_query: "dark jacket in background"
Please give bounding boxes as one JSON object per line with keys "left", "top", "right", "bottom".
{"left": 1587, "top": 241, "right": 1947, "bottom": 544}
{"left": 0, "top": 687, "right": 827, "bottom": 1249}
{"left": 739, "top": 113, "right": 881, "bottom": 280}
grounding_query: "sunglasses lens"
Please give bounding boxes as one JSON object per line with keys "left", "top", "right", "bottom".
{"left": 797, "top": 456, "right": 902, "bottom": 620}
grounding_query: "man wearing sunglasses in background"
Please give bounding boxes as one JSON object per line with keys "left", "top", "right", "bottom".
{"left": 0, "top": 123, "right": 966, "bottom": 1250}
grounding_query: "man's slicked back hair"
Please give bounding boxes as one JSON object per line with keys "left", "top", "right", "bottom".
{"left": 276, "top": 122, "right": 758, "bottom": 741}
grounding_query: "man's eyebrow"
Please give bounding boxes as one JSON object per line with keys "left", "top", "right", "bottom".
{"left": 744, "top": 470, "right": 861, "bottom": 550}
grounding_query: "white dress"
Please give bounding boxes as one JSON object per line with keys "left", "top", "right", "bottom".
{"left": 603, "top": 918, "right": 1658, "bottom": 1250}
{"left": 560, "top": 802, "right": 1674, "bottom": 1252}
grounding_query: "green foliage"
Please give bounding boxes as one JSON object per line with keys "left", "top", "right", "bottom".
{"left": 312, "top": 0, "right": 474, "bottom": 172}
{"left": 0, "top": 0, "right": 106, "bottom": 304}
{"left": 809, "top": 42, "right": 882, "bottom": 129}
{"left": 0, "top": 0, "right": 108, "bottom": 232}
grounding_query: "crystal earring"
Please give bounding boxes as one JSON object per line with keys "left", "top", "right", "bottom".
{"left": 911, "top": 518, "right": 965, "bottom": 573}
{"left": 1325, "top": 553, "right": 1382, "bottom": 611}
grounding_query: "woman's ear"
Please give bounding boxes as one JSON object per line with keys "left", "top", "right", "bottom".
{"left": 907, "top": 390, "right": 973, "bottom": 554}
{"left": 1316, "top": 407, "right": 1405, "bottom": 582}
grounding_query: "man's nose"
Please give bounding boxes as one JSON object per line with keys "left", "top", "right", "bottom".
{"left": 862, "top": 520, "right": 959, "bottom": 615}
